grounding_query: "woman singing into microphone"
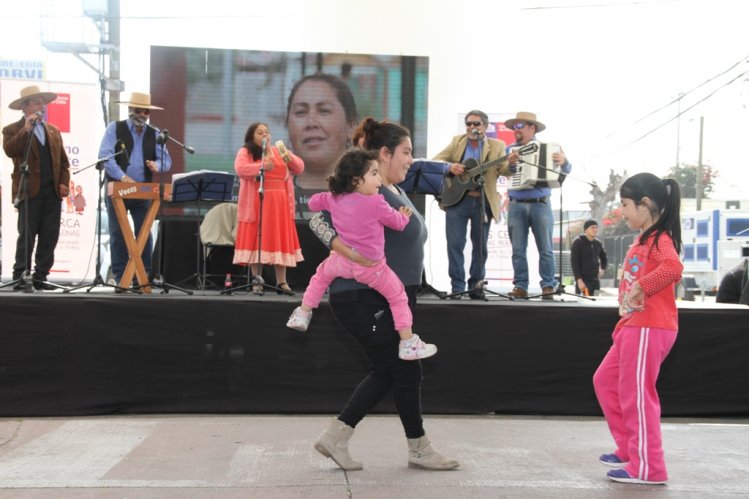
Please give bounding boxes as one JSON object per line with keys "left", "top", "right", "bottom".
{"left": 233, "top": 122, "right": 305, "bottom": 294}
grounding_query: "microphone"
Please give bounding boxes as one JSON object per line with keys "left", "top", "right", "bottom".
{"left": 29, "top": 110, "right": 43, "bottom": 125}
{"left": 261, "top": 137, "right": 267, "bottom": 150}
{"left": 117, "top": 141, "right": 130, "bottom": 164}
{"left": 471, "top": 128, "right": 480, "bottom": 136}
{"left": 13, "top": 188, "right": 23, "bottom": 208}
{"left": 185, "top": 146, "right": 195, "bottom": 154}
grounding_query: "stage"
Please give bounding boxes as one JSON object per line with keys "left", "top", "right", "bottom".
{"left": 0, "top": 288, "right": 747, "bottom": 418}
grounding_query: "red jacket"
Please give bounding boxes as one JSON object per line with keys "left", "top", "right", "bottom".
{"left": 617, "top": 232, "right": 683, "bottom": 331}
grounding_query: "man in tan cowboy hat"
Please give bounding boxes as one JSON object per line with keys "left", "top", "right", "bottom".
{"left": 97, "top": 91, "right": 171, "bottom": 292}
{"left": 504, "top": 111, "right": 571, "bottom": 299}
{"left": 2, "top": 85, "right": 71, "bottom": 291}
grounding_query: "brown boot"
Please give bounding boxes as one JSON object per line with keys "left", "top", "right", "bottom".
{"left": 507, "top": 287, "right": 528, "bottom": 299}
{"left": 407, "top": 435, "right": 459, "bottom": 470}
{"left": 541, "top": 286, "right": 556, "bottom": 300}
{"left": 314, "top": 418, "right": 363, "bottom": 470}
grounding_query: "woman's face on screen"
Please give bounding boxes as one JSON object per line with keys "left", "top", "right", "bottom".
{"left": 287, "top": 80, "right": 355, "bottom": 179}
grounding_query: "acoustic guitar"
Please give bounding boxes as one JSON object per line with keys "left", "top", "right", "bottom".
{"left": 439, "top": 142, "right": 538, "bottom": 207}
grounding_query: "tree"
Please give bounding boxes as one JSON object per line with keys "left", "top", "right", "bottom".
{"left": 588, "top": 169, "right": 627, "bottom": 231}
{"left": 666, "top": 163, "right": 718, "bottom": 199}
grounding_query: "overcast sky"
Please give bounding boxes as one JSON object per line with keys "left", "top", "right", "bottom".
{"left": 3, "top": 0, "right": 748, "bottom": 205}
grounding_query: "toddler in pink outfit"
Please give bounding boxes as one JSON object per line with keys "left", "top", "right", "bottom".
{"left": 286, "top": 149, "right": 437, "bottom": 361}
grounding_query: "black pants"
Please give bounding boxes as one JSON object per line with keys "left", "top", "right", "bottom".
{"left": 13, "top": 183, "right": 60, "bottom": 280}
{"left": 330, "top": 286, "right": 425, "bottom": 439}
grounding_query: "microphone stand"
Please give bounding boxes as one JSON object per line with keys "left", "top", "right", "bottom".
{"left": 131, "top": 129, "right": 192, "bottom": 295}
{"left": 131, "top": 114, "right": 195, "bottom": 155}
{"left": 1, "top": 120, "right": 67, "bottom": 292}
{"left": 515, "top": 157, "right": 595, "bottom": 301}
{"left": 64, "top": 150, "right": 129, "bottom": 293}
{"left": 223, "top": 143, "right": 291, "bottom": 296}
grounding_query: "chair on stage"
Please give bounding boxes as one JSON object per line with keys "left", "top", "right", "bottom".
{"left": 199, "top": 202, "right": 238, "bottom": 290}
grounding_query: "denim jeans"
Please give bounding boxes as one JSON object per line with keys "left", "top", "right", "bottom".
{"left": 445, "top": 195, "right": 491, "bottom": 293}
{"left": 507, "top": 198, "right": 557, "bottom": 290}
{"left": 105, "top": 195, "right": 153, "bottom": 281}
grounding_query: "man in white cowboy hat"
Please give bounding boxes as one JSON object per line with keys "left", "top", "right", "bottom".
{"left": 504, "top": 112, "right": 572, "bottom": 299}
{"left": 97, "top": 91, "right": 171, "bottom": 291}
{"left": 2, "top": 85, "right": 71, "bottom": 291}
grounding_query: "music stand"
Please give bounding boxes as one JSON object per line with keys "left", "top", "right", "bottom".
{"left": 399, "top": 160, "right": 447, "bottom": 196}
{"left": 398, "top": 160, "right": 449, "bottom": 299}
{"left": 171, "top": 171, "right": 235, "bottom": 290}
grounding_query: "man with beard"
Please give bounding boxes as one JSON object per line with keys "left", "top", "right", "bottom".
{"left": 98, "top": 92, "right": 172, "bottom": 291}
{"left": 505, "top": 112, "right": 572, "bottom": 299}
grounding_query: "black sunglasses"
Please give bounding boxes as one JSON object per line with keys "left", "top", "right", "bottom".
{"left": 513, "top": 122, "right": 534, "bottom": 130}
{"left": 465, "top": 120, "right": 483, "bottom": 127}
{"left": 133, "top": 108, "right": 151, "bottom": 115}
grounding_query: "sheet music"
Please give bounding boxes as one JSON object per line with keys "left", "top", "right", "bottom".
{"left": 171, "top": 170, "right": 236, "bottom": 203}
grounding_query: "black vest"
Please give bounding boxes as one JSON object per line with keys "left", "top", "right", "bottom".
{"left": 111, "top": 120, "right": 157, "bottom": 182}
{"left": 36, "top": 128, "right": 54, "bottom": 189}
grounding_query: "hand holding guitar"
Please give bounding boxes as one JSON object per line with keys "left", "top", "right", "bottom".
{"left": 448, "top": 163, "right": 464, "bottom": 175}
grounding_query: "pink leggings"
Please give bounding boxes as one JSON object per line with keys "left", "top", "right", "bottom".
{"left": 302, "top": 252, "right": 412, "bottom": 331}
{"left": 593, "top": 325, "right": 677, "bottom": 483}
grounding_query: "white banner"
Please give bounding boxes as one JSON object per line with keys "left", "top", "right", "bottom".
{"left": 1, "top": 80, "right": 103, "bottom": 284}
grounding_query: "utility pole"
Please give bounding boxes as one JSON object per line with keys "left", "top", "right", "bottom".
{"left": 696, "top": 116, "right": 704, "bottom": 211}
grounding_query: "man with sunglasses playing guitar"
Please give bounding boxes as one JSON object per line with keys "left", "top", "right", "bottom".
{"left": 434, "top": 110, "right": 510, "bottom": 299}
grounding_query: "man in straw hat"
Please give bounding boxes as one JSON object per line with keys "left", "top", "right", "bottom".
{"left": 2, "top": 85, "right": 71, "bottom": 291}
{"left": 504, "top": 112, "right": 572, "bottom": 299}
{"left": 97, "top": 91, "right": 171, "bottom": 291}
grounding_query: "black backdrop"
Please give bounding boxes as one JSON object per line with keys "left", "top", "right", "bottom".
{"left": 1, "top": 294, "right": 747, "bottom": 418}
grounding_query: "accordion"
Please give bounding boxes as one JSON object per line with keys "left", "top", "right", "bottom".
{"left": 508, "top": 141, "right": 566, "bottom": 190}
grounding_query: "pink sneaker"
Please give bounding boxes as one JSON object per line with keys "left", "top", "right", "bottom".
{"left": 399, "top": 334, "right": 437, "bottom": 360}
{"left": 286, "top": 307, "right": 312, "bottom": 332}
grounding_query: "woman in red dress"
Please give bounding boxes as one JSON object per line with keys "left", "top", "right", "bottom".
{"left": 233, "top": 122, "right": 304, "bottom": 293}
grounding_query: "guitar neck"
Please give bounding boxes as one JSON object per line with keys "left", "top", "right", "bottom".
{"left": 464, "top": 154, "right": 509, "bottom": 176}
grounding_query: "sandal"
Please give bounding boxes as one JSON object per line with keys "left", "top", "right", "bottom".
{"left": 276, "top": 282, "right": 294, "bottom": 295}
{"left": 252, "top": 283, "right": 264, "bottom": 295}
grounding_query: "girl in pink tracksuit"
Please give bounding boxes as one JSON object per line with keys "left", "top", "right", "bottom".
{"left": 593, "top": 172, "right": 683, "bottom": 485}
{"left": 286, "top": 148, "right": 437, "bottom": 361}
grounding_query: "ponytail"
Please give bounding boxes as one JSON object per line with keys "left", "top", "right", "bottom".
{"left": 360, "top": 118, "right": 410, "bottom": 154}
{"left": 620, "top": 173, "right": 682, "bottom": 253}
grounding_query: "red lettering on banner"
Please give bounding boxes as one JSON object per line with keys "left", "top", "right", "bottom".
{"left": 47, "top": 93, "right": 71, "bottom": 133}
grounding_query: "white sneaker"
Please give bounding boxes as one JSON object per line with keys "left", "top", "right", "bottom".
{"left": 286, "top": 306, "right": 312, "bottom": 332}
{"left": 399, "top": 334, "right": 437, "bottom": 360}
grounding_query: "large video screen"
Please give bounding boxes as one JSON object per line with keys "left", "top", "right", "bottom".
{"left": 150, "top": 46, "right": 429, "bottom": 218}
